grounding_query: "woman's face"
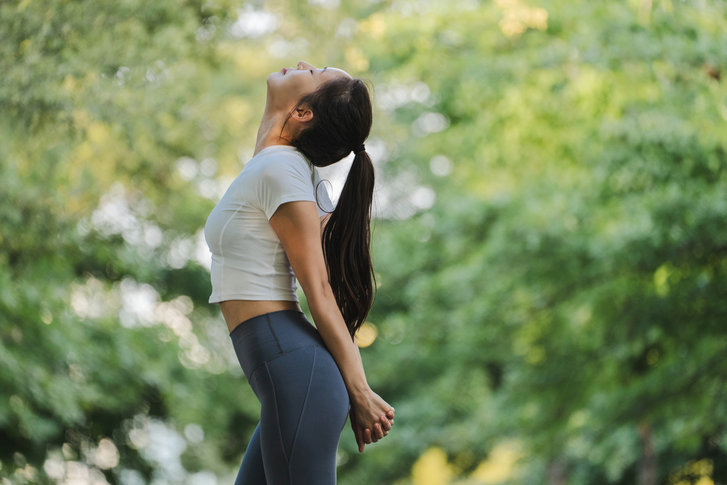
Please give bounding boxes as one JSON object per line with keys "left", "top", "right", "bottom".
{"left": 267, "top": 61, "right": 350, "bottom": 111}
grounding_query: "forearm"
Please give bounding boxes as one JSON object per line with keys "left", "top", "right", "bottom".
{"left": 307, "top": 288, "right": 370, "bottom": 401}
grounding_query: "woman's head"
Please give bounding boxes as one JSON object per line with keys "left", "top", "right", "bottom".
{"left": 266, "top": 61, "right": 351, "bottom": 116}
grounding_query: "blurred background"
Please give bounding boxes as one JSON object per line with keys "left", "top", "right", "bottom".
{"left": 1, "top": 0, "right": 726, "bottom": 483}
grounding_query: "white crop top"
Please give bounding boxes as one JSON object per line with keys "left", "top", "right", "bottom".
{"left": 204, "top": 145, "right": 333, "bottom": 304}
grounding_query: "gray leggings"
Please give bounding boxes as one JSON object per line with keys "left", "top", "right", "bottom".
{"left": 230, "top": 310, "right": 350, "bottom": 484}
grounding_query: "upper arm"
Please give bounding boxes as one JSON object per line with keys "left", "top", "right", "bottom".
{"left": 270, "top": 201, "right": 331, "bottom": 299}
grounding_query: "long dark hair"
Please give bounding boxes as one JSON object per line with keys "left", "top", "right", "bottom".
{"left": 290, "top": 77, "right": 375, "bottom": 338}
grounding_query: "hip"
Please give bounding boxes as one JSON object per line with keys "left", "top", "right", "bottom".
{"left": 229, "top": 310, "right": 329, "bottom": 378}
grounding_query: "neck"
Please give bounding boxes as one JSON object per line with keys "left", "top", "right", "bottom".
{"left": 254, "top": 99, "right": 294, "bottom": 156}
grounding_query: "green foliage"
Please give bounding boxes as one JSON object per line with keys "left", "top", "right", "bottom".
{"left": 357, "top": 1, "right": 727, "bottom": 483}
{"left": 1, "top": 0, "right": 726, "bottom": 483}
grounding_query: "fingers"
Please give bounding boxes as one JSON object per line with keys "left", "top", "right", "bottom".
{"left": 351, "top": 413, "right": 365, "bottom": 453}
{"left": 353, "top": 424, "right": 365, "bottom": 452}
{"left": 363, "top": 428, "right": 373, "bottom": 445}
{"left": 350, "top": 399, "right": 396, "bottom": 451}
{"left": 364, "top": 416, "right": 392, "bottom": 443}
{"left": 372, "top": 422, "right": 384, "bottom": 440}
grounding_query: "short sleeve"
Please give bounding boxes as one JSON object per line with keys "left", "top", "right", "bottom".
{"left": 257, "top": 152, "right": 319, "bottom": 220}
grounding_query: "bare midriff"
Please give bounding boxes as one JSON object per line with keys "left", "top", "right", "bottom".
{"left": 219, "top": 300, "right": 301, "bottom": 334}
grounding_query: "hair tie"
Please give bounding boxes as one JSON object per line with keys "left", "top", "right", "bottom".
{"left": 352, "top": 144, "right": 366, "bottom": 155}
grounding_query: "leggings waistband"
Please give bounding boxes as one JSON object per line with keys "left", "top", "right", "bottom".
{"left": 229, "top": 310, "right": 325, "bottom": 378}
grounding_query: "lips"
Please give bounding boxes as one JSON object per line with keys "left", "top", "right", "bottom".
{"left": 281, "top": 67, "right": 288, "bottom": 75}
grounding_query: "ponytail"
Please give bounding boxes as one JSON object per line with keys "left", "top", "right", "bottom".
{"left": 291, "top": 77, "right": 375, "bottom": 337}
{"left": 321, "top": 151, "right": 375, "bottom": 337}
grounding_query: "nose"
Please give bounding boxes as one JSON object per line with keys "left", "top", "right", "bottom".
{"left": 297, "top": 61, "right": 315, "bottom": 70}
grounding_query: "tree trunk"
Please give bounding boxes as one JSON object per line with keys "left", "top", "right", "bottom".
{"left": 547, "top": 457, "right": 567, "bottom": 485}
{"left": 638, "top": 422, "right": 657, "bottom": 485}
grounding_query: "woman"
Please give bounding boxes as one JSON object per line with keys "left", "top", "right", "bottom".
{"left": 205, "top": 61, "right": 394, "bottom": 484}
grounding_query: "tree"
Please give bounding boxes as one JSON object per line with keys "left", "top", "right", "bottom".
{"left": 2, "top": 0, "right": 726, "bottom": 483}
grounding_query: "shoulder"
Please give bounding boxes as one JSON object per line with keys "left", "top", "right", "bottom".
{"left": 253, "top": 146, "right": 316, "bottom": 199}
{"left": 252, "top": 146, "right": 318, "bottom": 217}
{"left": 257, "top": 146, "right": 311, "bottom": 177}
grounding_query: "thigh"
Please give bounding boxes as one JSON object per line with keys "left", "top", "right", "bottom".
{"left": 255, "top": 345, "right": 349, "bottom": 484}
{"left": 234, "top": 424, "right": 266, "bottom": 485}
{"left": 286, "top": 346, "right": 350, "bottom": 483}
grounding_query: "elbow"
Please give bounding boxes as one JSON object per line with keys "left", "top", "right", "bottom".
{"left": 305, "top": 278, "right": 336, "bottom": 307}
{"left": 301, "top": 273, "right": 339, "bottom": 313}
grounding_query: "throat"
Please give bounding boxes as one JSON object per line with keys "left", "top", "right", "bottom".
{"left": 254, "top": 113, "right": 292, "bottom": 156}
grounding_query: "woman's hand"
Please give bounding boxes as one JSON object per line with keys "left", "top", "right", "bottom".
{"left": 349, "top": 388, "right": 395, "bottom": 452}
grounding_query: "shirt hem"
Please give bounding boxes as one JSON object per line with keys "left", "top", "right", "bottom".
{"left": 208, "top": 294, "right": 299, "bottom": 304}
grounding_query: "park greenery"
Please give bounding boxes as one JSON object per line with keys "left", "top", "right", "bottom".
{"left": 1, "top": 0, "right": 726, "bottom": 484}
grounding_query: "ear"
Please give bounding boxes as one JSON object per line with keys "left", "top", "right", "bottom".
{"left": 292, "top": 104, "right": 314, "bottom": 123}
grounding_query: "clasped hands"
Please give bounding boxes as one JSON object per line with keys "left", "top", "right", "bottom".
{"left": 349, "top": 388, "right": 395, "bottom": 453}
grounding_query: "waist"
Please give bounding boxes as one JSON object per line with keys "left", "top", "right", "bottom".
{"left": 229, "top": 310, "right": 325, "bottom": 375}
{"left": 220, "top": 300, "right": 300, "bottom": 333}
